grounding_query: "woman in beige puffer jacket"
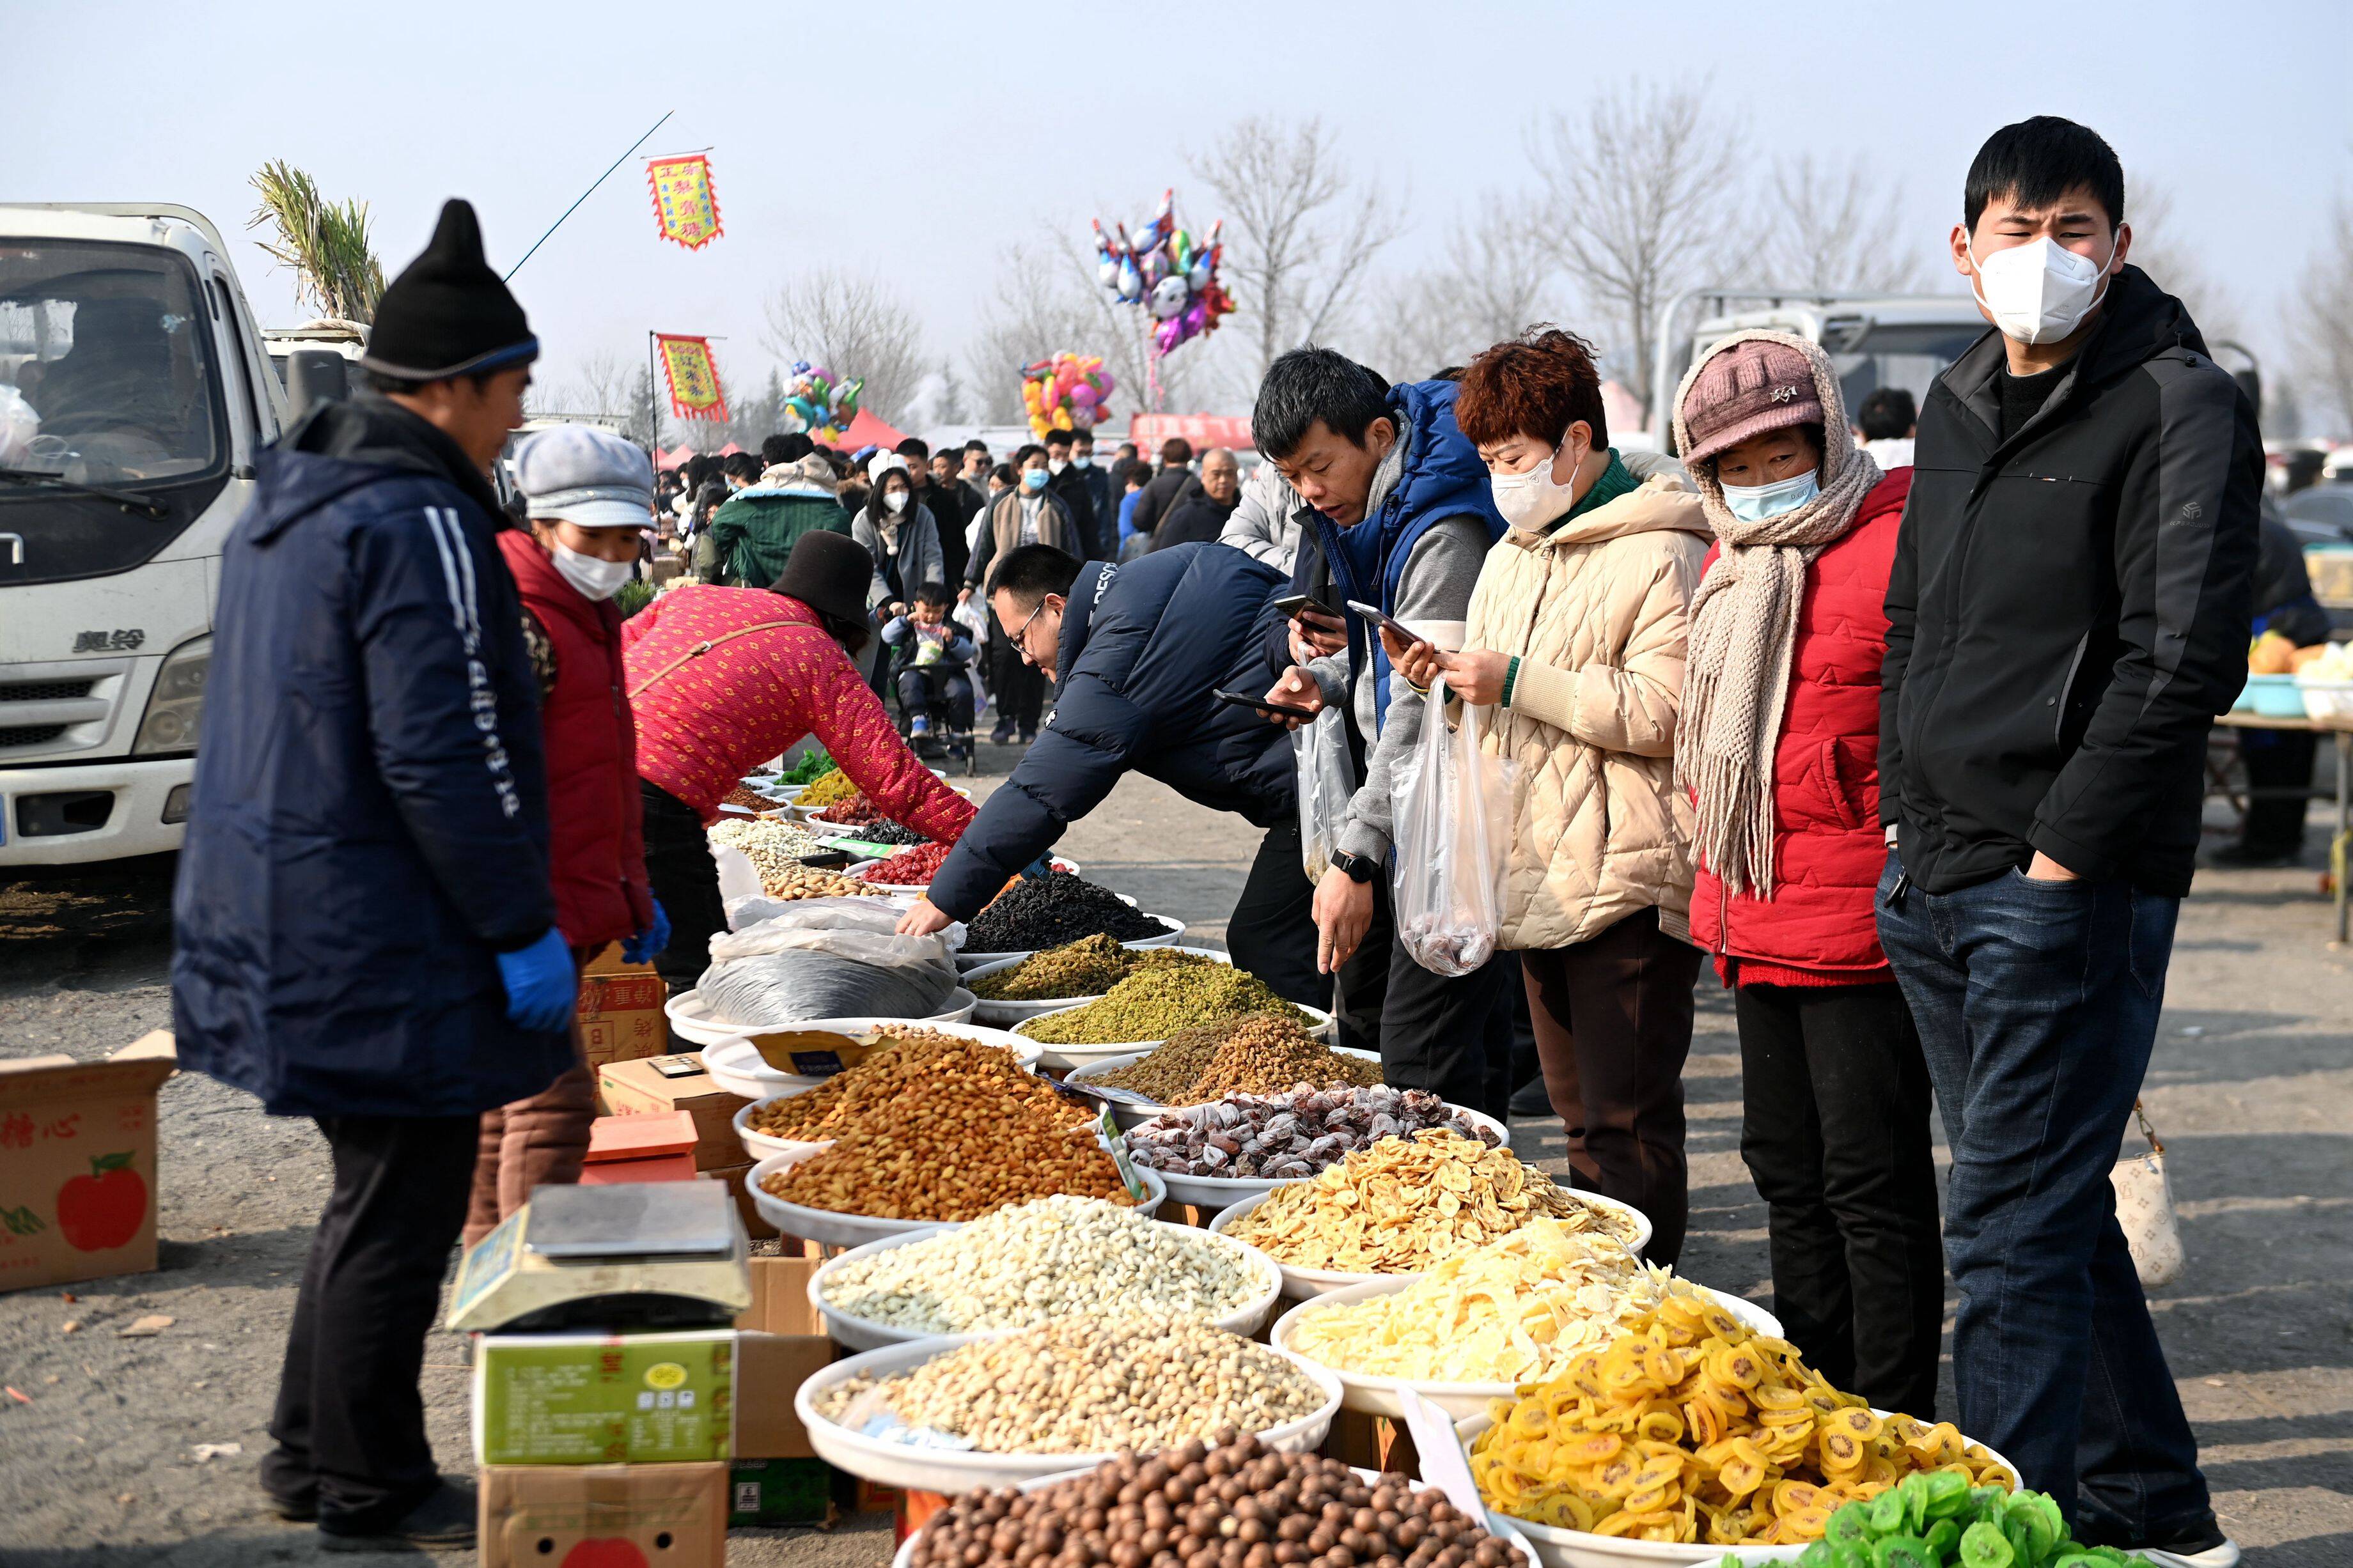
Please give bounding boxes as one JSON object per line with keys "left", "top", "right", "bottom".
{"left": 1401, "top": 327, "right": 1710, "bottom": 1261}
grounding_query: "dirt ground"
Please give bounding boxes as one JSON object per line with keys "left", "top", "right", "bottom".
{"left": 1, "top": 745, "right": 2348, "bottom": 1566}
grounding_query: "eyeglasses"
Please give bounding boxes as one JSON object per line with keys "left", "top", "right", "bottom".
{"left": 1009, "top": 597, "right": 1051, "bottom": 664}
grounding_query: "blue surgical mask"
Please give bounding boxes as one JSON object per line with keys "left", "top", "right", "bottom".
{"left": 1072, "top": 454, "right": 1093, "bottom": 469}
{"left": 1022, "top": 469, "right": 1050, "bottom": 492}
{"left": 1719, "top": 469, "right": 1820, "bottom": 523}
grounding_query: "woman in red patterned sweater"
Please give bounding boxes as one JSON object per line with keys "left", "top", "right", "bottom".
{"left": 623, "top": 532, "right": 975, "bottom": 989}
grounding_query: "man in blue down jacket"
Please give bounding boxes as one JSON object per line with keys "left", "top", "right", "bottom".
{"left": 899, "top": 541, "right": 1322, "bottom": 1004}
{"left": 171, "top": 200, "right": 570, "bottom": 1553}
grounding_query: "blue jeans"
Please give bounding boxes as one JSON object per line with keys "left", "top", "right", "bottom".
{"left": 1875, "top": 852, "right": 2214, "bottom": 1546}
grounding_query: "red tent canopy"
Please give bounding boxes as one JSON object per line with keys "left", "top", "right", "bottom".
{"left": 832, "top": 407, "right": 906, "bottom": 453}
{"left": 656, "top": 444, "right": 696, "bottom": 471}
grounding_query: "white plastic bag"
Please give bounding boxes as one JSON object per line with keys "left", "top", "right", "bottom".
{"left": 1389, "top": 691, "right": 1516, "bottom": 977}
{"left": 1295, "top": 706, "right": 1355, "bottom": 883}
{"left": 697, "top": 900, "right": 963, "bottom": 1027}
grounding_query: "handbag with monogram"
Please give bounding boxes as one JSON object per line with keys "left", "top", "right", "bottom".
{"left": 2109, "top": 1099, "right": 2184, "bottom": 1288}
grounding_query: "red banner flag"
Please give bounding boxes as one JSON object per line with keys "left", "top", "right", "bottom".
{"left": 654, "top": 334, "right": 728, "bottom": 422}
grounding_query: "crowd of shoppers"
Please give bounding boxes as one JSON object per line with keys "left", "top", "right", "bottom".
{"left": 168, "top": 114, "right": 2268, "bottom": 1565}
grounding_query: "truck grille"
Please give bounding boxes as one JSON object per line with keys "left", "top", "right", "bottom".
{"left": 0, "top": 680, "right": 97, "bottom": 702}
{"left": 0, "top": 724, "right": 69, "bottom": 748}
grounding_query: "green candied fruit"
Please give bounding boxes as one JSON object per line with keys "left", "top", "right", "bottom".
{"left": 2008, "top": 1493, "right": 2066, "bottom": 1560}
{"left": 1827, "top": 1503, "right": 1875, "bottom": 1544}
{"left": 1925, "top": 1519, "right": 1962, "bottom": 1557}
{"left": 1831, "top": 1538, "right": 1876, "bottom": 1568}
{"left": 2054, "top": 1556, "right": 2110, "bottom": 1568}
{"left": 1799, "top": 1542, "right": 1838, "bottom": 1568}
{"left": 1961, "top": 1519, "right": 2017, "bottom": 1568}
{"left": 1868, "top": 1490, "right": 1910, "bottom": 1535}
{"left": 1873, "top": 1536, "right": 1937, "bottom": 1568}
{"left": 1922, "top": 1470, "right": 1973, "bottom": 1519}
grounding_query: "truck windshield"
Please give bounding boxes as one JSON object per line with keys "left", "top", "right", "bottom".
{"left": 1822, "top": 320, "right": 1990, "bottom": 419}
{"left": 0, "top": 240, "right": 224, "bottom": 487}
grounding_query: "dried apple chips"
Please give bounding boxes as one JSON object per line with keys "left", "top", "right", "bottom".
{"left": 1469, "top": 1299, "right": 2017, "bottom": 1547}
{"left": 1283, "top": 1219, "right": 1696, "bottom": 1385}
{"left": 1224, "top": 1129, "right": 1642, "bottom": 1273}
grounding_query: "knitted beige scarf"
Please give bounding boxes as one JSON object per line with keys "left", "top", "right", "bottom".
{"left": 1673, "top": 330, "right": 1882, "bottom": 900}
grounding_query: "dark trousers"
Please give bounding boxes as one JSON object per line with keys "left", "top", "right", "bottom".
{"left": 1522, "top": 908, "right": 1702, "bottom": 1264}
{"left": 1876, "top": 853, "right": 2214, "bottom": 1544}
{"left": 1332, "top": 877, "right": 1517, "bottom": 1124}
{"left": 1734, "top": 979, "right": 1943, "bottom": 1418}
{"left": 989, "top": 637, "right": 1045, "bottom": 734}
{"left": 896, "top": 666, "right": 975, "bottom": 731}
{"left": 2237, "top": 726, "right": 2317, "bottom": 855}
{"left": 1224, "top": 819, "right": 1331, "bottom": 1011}
{"left": 640, "top": 779, "right": 724, "bottom": 996}
{"left": 262, "top": 1115, "right": 477, "bottom": 1532}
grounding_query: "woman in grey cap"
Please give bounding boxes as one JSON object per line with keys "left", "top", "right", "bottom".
{"left": 469, "top": 425, "right": 668, "bottom": 1249}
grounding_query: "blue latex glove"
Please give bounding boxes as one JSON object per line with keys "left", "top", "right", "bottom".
{"left": 621, "top": 899, "right": 671, "bottom": 965}
{"left": 496, "top": 928, "right": 577, "bottom": 1034}
{"left": 1020, "top": 856, "right": 1055, "bottom": 880}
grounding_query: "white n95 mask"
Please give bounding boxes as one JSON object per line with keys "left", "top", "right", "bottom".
{"left": 551, "top": 541, "right": 633, "bottom": 601}
{"left": 1969, "top": 233, "right": 2117, "bottom": 346}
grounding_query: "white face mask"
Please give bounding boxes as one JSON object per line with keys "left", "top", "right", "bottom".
{"left": 551, "top": 539, "right": 633, "bottom": 601}
{"left": 1047, "top": 457, "right": 1068, "bottom": 476}
{"left": 1489, "top": 433, "right": 1584, "bottom": 530}
{"left": 884, "top": 490, "right": 909, "bottom": 515}
{"left": 1719, "top": 469, "right": 1820, "bottom": 524}
{"left": 1967, "top": 232, "right": 2118, "bottom": 346}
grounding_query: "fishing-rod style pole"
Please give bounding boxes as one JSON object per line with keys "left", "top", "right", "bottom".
{"left": 504, "top": 109, "right": 673, "bottom": 281}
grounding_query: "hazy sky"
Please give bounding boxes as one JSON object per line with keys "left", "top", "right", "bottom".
{"left": 18, "top": 0, "right": 2351, "bottom": 421}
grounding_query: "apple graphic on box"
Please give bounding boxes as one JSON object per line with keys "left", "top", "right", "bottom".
{"left": 57, "top": 1152, "right": 148, "bottom": 1253}
{"left": 559, "top": 1539, "right": 650, "bottom": 1568}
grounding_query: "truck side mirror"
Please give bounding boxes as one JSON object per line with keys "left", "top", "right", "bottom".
{"left": 283, "top": 350, "right": 350, "bottom": 420}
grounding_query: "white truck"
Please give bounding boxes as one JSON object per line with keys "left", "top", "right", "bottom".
{"left": 0, "top": 203, "right": 285, "bottom": 867}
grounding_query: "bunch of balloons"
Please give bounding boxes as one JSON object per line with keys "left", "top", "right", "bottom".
{"left": 1091, "top": 187, "right": 1234, "bottom": 356}
{"left": 781, "top": 361, "right": 863, "bottom": 443}
{"left": 1020, "top": 353, "right": 1116, "bottom": 440}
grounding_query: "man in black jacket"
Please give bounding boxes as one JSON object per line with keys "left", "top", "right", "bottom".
{"left": 1127, "top": 436, "right": 1198, "bottom": 545}
{"left": 1877, "top": 118, "right": 2253, "bottom": 1567}
{"left": 1152, "top": 446, "right": 1241, "bottom": 550}
{"left": 900, "top": 543, "right": 1322, "bottom": 1004}
{"left": 1040, "top": 428, "right": 1102, "bottom": 561}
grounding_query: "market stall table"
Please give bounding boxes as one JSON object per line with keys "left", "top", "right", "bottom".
{"left": 2218, "top": 710, "right": 2352, "bottom": 942}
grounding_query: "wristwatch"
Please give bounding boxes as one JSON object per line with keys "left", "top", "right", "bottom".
{"left": 1331, "top": 850, "right": 1379, "bottom": 885}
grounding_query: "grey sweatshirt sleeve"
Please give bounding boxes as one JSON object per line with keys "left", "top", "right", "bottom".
{"left": 1335, "top": 517, "right": 1492, "bottom": 864}
{"left": 1222, "top": 465, "right": 1300, "bottom": 570}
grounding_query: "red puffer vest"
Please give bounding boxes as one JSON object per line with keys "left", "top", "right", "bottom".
{"left": 1690, "top": 469, "right": 1911, "bottom": 986}
{"left": 496, "top": 532, "right": 653, "bottom": 949}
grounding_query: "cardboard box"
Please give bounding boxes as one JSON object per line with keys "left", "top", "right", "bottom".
{"left": 0, "top": 1031, "right": 175, "bottom": 1294}
{"left": 474, "top": 1330, "right": 733, "bottom": 1466}
{"left": 597, "top": 1055, "right": 750, "bottom": 1172}
{"left": 731, "top": 1255, "right": 833, "bottom": 1461}
{"left": 706, "top": 1160, "right": 778, "bottom": 1241}
{"left": 479, "top": 1461, "right": 726, "bottom": 1568}
{"left": 577, "top": 943, "right": 669, "bottom": 1073}
{"left": 730, "top": 1458, "right": 838, "bottom": 1526}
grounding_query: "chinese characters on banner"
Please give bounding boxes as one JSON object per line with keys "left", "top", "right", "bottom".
{"left": 654, "top": 335, "right": 729, "bottom": 422}
{"left": 646, "top": 155, "right": 723, "bottom": 251}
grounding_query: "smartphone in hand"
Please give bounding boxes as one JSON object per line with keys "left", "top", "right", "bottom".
{"left": 1212, "top": 687, "right": 1321, "bottom": 722}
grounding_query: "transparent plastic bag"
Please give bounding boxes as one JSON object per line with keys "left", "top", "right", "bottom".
{"left": 1295, "top": 706, "right": 1355, "bottom": 883}
{"left": 696, "top": 901, "right": 962, "bottom": 1027}
{"left": 1389, "top": 691, "right": 1516, "bottom": 977}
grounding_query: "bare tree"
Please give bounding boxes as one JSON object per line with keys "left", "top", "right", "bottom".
{"left": 1188, "top": 116, "right": 1404, "bottom": 388}
{"left": 762, "top": 268, "right": 929, "bottom": 423}
{"left": 2293, "top": 196, "right": 2353, "bottom": 433}
{"left": 964, "top": 240, "right": 1105, "bottom": 424}
{"left": 528, "top": 348, "right": 637, "bottom": 419}
{"left": 1526, "top": 82, "right": 1745, "bottom": 408}
{"left": 1361, "top": 195, "right": 1556, "bottom": 382}
{"left": 1758, "top": 153, "right": 1922, "bottom": 294}
{"left": 2123, "top": 181, "right": 2245, "bottom": 346}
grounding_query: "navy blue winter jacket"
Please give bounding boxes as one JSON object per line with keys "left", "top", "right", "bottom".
{"left": 928, "top": 545, "right": 1293, "bottom": 919}
{"left": 171, "top": 398, "right": 570, "bottom": 1119}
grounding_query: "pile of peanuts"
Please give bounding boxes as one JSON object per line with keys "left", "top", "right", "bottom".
{"left": 753, "top": 865, "right": 887, "bottom": 901}
{"left": 817, "top": 1195, "right": 1268, "bottom": 1333}
{"left": 816, "top": 1319, "right": 1326, "bottom": 1455}
{"left": 904, "top": 1434, "right": 1527, "bottom": 1568}
{"left": 746, "top": 1033, "right": 1072, "bottom": 1142}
